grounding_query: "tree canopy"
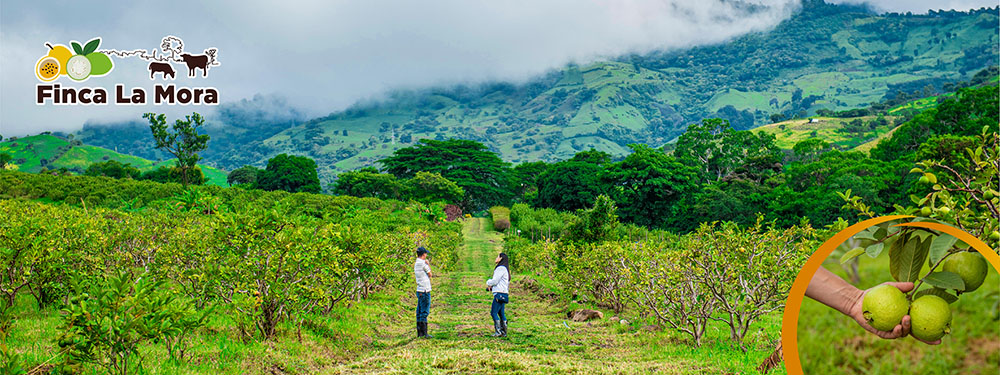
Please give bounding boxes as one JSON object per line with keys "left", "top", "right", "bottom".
{"left": 257, "top": 154, "right": 321, "bottom": 194}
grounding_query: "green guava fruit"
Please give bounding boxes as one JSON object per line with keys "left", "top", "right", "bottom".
{"left": 862, "top": 284, "right": 909, "bottom": 331}
{"left": 909, "top": 295, "right": 951, "bottom": 341}
{"left": 920, "top": 207, "right": 932, "bottom": 216}
{"left": 66, "top": 55, "right": 91, "bottom": 81}
{"left": 86, "top": 52, "right": 113, "bottom": 75}
{"left": 943, "top": 251, "right": 988, "bottom": 292}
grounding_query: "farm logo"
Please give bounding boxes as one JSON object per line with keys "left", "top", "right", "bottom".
{"left": 35, "top": 35, "right": 220, "bottom": 106}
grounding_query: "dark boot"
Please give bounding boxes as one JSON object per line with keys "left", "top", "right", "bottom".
{"left": 492, "top": 320, "right": 503, "bottom": 337}
{"left": 417, "top": 322, "right": 424, "bottom": 337}
{"left": 501, "top": 320, "right": 508, "bottom": 337}
{"left": 422, "top": 322, "right": 433, "bottom": 339}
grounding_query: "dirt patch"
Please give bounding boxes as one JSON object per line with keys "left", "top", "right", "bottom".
{"left": 963, "top": 337, "right": 1000, "bottom": 373}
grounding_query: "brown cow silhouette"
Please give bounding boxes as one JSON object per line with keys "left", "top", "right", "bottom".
{"left": 148, "top": 62, "right": 176, "bottom": 80}
{"left": 180, "top": 53, "right": 210, "bottom": 77}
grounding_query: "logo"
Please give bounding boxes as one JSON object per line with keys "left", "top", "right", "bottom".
{"left": 35, "top": 36, "right": 221, "bottom": 106}
{"left": 34, "top": 38, "right": 113, "bottom": 82}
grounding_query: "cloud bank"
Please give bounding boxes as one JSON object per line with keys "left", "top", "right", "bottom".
{"left": 1, "top": 0, "right": 994, "bottom": 136}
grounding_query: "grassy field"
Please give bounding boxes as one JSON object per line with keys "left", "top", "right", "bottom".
{"left": 0, "top": 135, "right": 228, "bottom": 186}
{"left": 5, "top": 217, "right": 784, "bottom": 374}
{"left": 797, "top": 252, "right": 1000, "bottom": 374}
{"left": 751, "top": 116, "right": 901, "bottom": 151}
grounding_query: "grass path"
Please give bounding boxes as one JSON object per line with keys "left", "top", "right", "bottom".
{"left": 329, "top": 218, "right": 706, "bottom": 374}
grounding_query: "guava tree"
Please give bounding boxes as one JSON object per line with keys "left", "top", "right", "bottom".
{"left": 144, "top": 112, "right": 210, "bottom": 187}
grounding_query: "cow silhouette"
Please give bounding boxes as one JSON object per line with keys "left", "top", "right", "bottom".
{"left": 180, "top": 53, "right": 210, "bottom": 77}
{"left": 148, "top": 62, "right": 176, "bottom": 80}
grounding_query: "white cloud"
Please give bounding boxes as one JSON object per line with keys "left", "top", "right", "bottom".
{"left": 1, "top": 0, "right": 805, "bottom": 136}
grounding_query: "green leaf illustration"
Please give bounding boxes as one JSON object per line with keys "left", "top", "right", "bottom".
{"left": 83, "top": 38, "right": 101, "bottom": 55}
{"left": 71, "top": 42, "right": 84, "bottom": 55}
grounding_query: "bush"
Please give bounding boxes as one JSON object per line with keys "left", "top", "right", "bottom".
{"left": 490, "top": 206, "right": 511, "bottom": 232}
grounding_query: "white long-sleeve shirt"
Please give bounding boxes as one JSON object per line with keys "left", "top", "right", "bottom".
{"left": 486, "top": 265, "right": 509, "bottom": 294}
{"left": 414, "top": 258, "right": 432, "bottom": 292}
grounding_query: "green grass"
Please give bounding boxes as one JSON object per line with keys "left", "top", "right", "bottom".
{"left": 0, "top": 135, "right": 228, "bottom": 186}
{"left": 798, "top": 252, "right": 1000, "bottom": 374}
{"left": 752, "top": 116, "right": 900, "bottom": 151}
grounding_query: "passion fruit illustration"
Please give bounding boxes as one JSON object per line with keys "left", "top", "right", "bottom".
{"left": 35, "top": 56, "right": 61, "bottom": 82}
{"left": 862, "top": 284, "right": 909, "bottom": 331}
{"left": 942, "top": 251, "right": 988, "bottom": 293}
{"left": 66, "top": 55, "right": 92, "bottom": 81}
{"left": 45, "top": 43, "right": 73, "bottom": 76}
{"left": 909, "top": 294, "right": 952, "bottom": 341}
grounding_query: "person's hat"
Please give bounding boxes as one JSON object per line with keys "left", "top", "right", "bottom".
{"left": 416, "top": 247, "right": 429, "bottom": 256}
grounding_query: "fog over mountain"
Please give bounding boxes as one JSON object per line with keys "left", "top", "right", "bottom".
{"left": 1, "top": 0, "right": 994, "bottom": 136}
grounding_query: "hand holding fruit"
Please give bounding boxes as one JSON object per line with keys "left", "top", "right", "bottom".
{"left": 853, "top": 282, "right": 943, "bottom": 345}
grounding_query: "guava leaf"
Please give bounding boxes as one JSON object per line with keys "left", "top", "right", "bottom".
{"left": 71, "top": 42, "right": 84, "bottom": 55}
{"left": 840, "top": 247, "right": 866, "bottom": 264}
{"left": 889, "top": 234, "right": 928, "bottom": 282}
{"left": 855, "top": 228, "right": 878, "bottom": 241}
{"left": 914, "top": 287, "right": 959, "bottom": 304}
{"left": 865, "top": 242, "right": 885, "bottom": 258}
{"left": 923, "top": 271, "right": 965, "bottom": 291}
{"left": 83, "top": 38, "right": 101, "bottom": 55}
{"left": 929, "top": 234, "right": 957, "bottom": 265}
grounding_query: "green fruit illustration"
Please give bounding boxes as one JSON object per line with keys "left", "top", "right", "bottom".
{"left": 862, "top": 284, "right": 909, "bottom": 331}
{"left": 942, "top": 251, "right": 988, "bottom": 292}
{"left": 87, "top": 52, "right": 113, "bottom": 76}
{"left": 909, "top": 295, "right": 951, "bottom": 341}
{"left": 66, "top": 55, "right": 92, "bottom": 81}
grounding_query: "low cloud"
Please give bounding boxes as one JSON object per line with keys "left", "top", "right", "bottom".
{"left": 3, "top": 0, "right": 994, "bottom": 137}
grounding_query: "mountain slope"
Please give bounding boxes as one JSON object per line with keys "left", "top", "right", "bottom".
{"left": 0, "top": 135, "right": 229, "bottom": 186}
{"left": 75, "top": 1, "right": 999, "bottom": 183}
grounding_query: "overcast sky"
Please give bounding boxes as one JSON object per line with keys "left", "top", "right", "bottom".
{"left": 1, "top": 0, "right": 996, "bottom": 136}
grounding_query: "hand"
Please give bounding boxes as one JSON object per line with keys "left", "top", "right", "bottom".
{"left": 847, "top": 282, "right": 940, "bottom": 345}
{"left": 487, "top": 286, "right": 492, "bottom": 292}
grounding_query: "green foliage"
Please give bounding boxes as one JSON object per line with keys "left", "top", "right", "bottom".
{"left": 0, "top": 153, "right": 10, "bottom": 170}
{"left": 602, "top": 144, "right": 699, "bottom": 228}
{"left": 534, "top": 150, "right": 610, "bottom": 211}
{"left": 257, "top": 153, "right": 321, "bottom": 194}
{"left": 333, "top": 168, "right": 404, "bottom": 199}
{"left": 57, "top": 271, "right": 208, "bottom": 374}
{"left": 674, "top": 118, "right": 782, "bottom": 183}
{"left": 143, "top": 112, "right": 211, "bottom": 187}
{"left": 871, "top": 86, "right": 999, "bottom": 161}
{"left": 489, "top": 206, "right": 511, "bottom": 232}
{"left": 227, "top": 165, "right": 260, "bottom": 187}
{"left": 379, "top": 139, "right": 510, "bottom": 210}
{"left": 84, "top": 160, "right": 141, "bottom": 179}
{"left": 563, "top": 195, "right": 619, "bottom": 244}
{"left": 404, "top": 171, "right": 464, "bottom": 204}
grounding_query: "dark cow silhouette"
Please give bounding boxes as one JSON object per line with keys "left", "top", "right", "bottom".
{"left": 148, "top": 62, "right": 176, "bottom": 80}
{"left": 180, "top": 53, "right": 210, "bottom": 77}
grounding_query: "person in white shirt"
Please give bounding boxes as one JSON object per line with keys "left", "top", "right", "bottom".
{"left": 414, "top": 247, "right": 433, "bottom": 338}
{"left": 486, "top": 252, "right": 510, "bottom": 337}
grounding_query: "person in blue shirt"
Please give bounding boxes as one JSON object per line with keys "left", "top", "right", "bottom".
{"left": 486, "top": 252, "right": 510, "bottom": 337}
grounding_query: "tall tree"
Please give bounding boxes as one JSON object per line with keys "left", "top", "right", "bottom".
{"left": 404, "top": 171, "right": 465, "bottom": 204}
{"left": 0, "top": 153, "right": 10, "bottom": 170}
{"left": 333, "top": 168, "right": 404, "bottom": 199}
{"left": 143, "top": 112, "right": 210, "bottom": 187}
{"left": 227, "top": 165, "right": 261, "bottom": 187}
{"left": 535, "top": 150, "right": 610, "bottom": 211}
{"left": 673, "top": 118, "right": 782, "bottom": 183}
{"left": 602, "top": 144, "right": 698, "bottom": 228}
{"left": 257, "top": 154, "right": 321, "bottom": 193}
{"left": 379, "top": 139, "right": 509, "bottom": 210}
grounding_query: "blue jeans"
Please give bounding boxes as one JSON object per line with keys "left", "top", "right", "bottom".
{"left": 416, "top": 292, "right": 430, "bottom": 323}
{"left": 490, "top": 293, "right": 508, "bottom": 321}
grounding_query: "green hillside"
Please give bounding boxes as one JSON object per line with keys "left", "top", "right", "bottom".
{"left": 0, "top": 135, "right": 228, "bottom": 186}
{"left": 74, "top": 1, "right": 999, "bottom": 183}
{"left": 752, "top": 116, "right": 901, "bottom": 151}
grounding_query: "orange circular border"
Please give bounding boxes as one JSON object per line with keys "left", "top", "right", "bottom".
{"left": 781, "top": 216, "right": 1000, "bottom": 374}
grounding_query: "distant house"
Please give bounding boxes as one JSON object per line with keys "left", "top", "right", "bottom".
{"left": 808, "top": 118, "right": 820, "bottom": 123}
